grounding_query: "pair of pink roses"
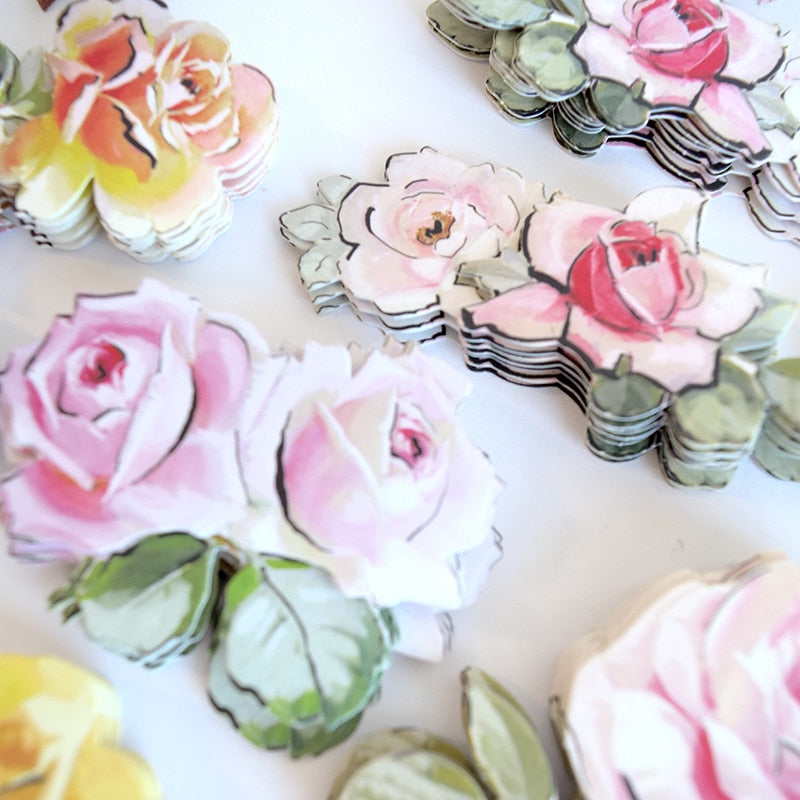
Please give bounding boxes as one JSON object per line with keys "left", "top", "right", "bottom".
{"left": 0, "top": 280, "right": 500, "bottom": 656}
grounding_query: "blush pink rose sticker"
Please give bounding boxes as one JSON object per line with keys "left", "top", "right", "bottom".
{"left": 0, "top": 279, "right": 269, "bottom": 559}
{"left": 574, "top": 0, "right": 785, "bottom": 156}
{"left": 336, "top": 147, "right": 544, "bottom": 316}
{"left": 552, "top": 552, "right": 800, "bottom": 799}
{"left": 464, "top": 187, "right": 767, "bottom": 392}
{"left": 235, "top": 339, "right": 502, "bottom": 657}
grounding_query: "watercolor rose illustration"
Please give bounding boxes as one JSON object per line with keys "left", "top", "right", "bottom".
{"left": 463, "top": 187, "right": 767, "bottom": 392}
{"left": 573, "top": 0, "right": 785, "bottom": 157}
{"left": 0, "top": 279, "right": 268, "bottom": 560}
{"left": 0, "top": 654, "right": 161, "bottom": 799}
{"left": 337, "top": 147, "right": 544, "bottom": 316}
{"left": 0, "top": 0, "right": 277, "bottom": 260}
{"left": 235, "top": 339, "right": 502, "bottom": 657}
{"left": 552, "top": 552, "right": 800, "bottom": 799}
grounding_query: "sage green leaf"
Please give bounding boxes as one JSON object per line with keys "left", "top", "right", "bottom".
{"left": 550, "top": 109, "right": 607, "bottom": 155}
{"left": 298, "top": 239, "right": 349, "bottom": 296}
{"left": 456, "top": 250, "right": 533, "bottom": 297}
{"left": 745, "top": 85, "right": 800, "bottom": 136}
{"left": 462, "top": 667, "right": 557, "bottom": 800}
{"left": 6, "top": 47, "right": 53, "bottom": 118}
{"left": 668, "top": 357, "right": 767, "bottom": 449}
{"left": 513, "top": 17, "right": 588, "bottom": 100}
{"left": 331, "top": 728, "right": 473, "bottom": 798}
{"left": 49, "top": 533, "right": 220, "bottom": 668}
{"left": 589, "top": 79, "right": 650, "bottom": 133}
{"left": 209, "top": 560, "right": 396, "bottom": 756}
{"left": 0, "top": 43, "right": 18, "bottom": 100}
{"left": 486, "top": 71, "right": 549, "bottom": 123}
{"left": 444, "top": 0, "right": 552, "bottom": 28}
{"left": 316, "top": 174, "right": 357, "bottom": 207}
{"left": 589, "top": 370, "right": 666, "bottom": 421}
{"left": 335, "top": 749, "right": 489, "bottom": 800}
{"left": 721, "top": 292, "right": 797, "bottom": 362}
{"left": 279, "top": 203, "right": 340, "bottom": 250}
{"left": 753, "top": 359, "right": 800, "bottom": 481}
{"left": 427, "top": 2, "right": 494, "bottom": 59}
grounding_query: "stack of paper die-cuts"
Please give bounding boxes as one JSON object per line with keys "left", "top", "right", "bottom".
{"left": 280, "top": 147, "right": 799, "bottom": 489}
{"left": 0, "top": 0, "right": 278, "bottom": 261}
{"left": 425, "top": 0, "right": 800, "bottom": 246}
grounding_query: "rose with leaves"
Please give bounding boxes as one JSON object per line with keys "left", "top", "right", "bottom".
{"left": 0, "top": 0, "right": 277, "bottom": 259}
{"left": 336, "top": 147, "right": 543, "bottom": 316}
{"left": 463, "top": 187, "right": 766, "bottom": 392}
{"left": 574, "top": 0, "right": 784, "bottom": 157}
{"left": 236, "top": 339, "right": 502, "bottom": 659}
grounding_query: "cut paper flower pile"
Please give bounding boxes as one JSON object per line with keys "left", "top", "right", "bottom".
{"left": 425, "top": 0, "right": 800, "bottom": 246}
{"left": 0, "top": 0, "right": 278, "bottom": 261}
{"left": 279, "top": 147, "right": 799, "bottom": 488}
{"left": 0, "top": 279, "right": 502, "bottom": 755}
{"left": 328, "top": 551, "right": 800, "bottom": 799}
{"left": 328, "top": 666, "right": 557, "bottom": 800}
{"left": 551, "top": 551, "right": 800, "bottom": 799}
{"left": 0, "top": 653, "right": 161, "bottom": 799}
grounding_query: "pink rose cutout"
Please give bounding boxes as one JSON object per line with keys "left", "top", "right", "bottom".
{"left": 464, "top": 187, "right": 767, "bottom": 392}
{"left": 0, "top": 279, "right": 269, "bottom": 560}
{"left": 337, "top": 147, "right": 544, "bottom": 316}
{"left": 552, "top": 552, "right": 800, "bottom": 799}
{"left": 234, "top": 339, "right": 502, "bottom": 659}
{"left": 574, "top": 0, "right": 785, "bottom": 157}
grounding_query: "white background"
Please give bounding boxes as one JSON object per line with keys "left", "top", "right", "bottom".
{"left": 1, "top": 0, "right": 798, "bottom": 796}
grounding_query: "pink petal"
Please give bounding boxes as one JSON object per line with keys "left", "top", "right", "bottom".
{"left": 523, "top": 194, "right": 619, "bottom": 285}
{"left": 693, "top": 82, "right": 769, "bottom": 158}
{"left": 464, "top": 282, "right": 569, "bottom": 341}
{"left": 566, "top": 305, "right": 719, "bottom": 391}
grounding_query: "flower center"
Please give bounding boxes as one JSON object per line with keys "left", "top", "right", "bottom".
{"left": 80, "top": 341, "right": 126, "bottom": 385}
{"left": 0, "top": 718, "right": 42, "bottom": 772}
{"left": 390, "top": 410, "right": 433, "bottom": 469}
{"left": 416, "top": 211, "right": 455, "bottom": 246}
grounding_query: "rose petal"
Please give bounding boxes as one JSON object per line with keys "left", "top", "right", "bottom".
{"left": 464, "top": 281, "right": 570, "bottom": 341}
{"left": 523, "top": 194, "right": 620, "bottom": 286}
{"left": 566, "top": 304, "right": 719, "bottom": 390}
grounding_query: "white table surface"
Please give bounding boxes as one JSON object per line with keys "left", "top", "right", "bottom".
{"left": 1, "top": 0, "right": 798, "bottom": 796}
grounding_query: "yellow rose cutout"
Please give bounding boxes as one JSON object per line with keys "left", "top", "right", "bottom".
{"left": 0, "top": 654, "right": 161, "bottom": 799}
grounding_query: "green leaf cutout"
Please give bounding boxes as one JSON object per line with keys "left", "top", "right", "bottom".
{"left": 513, "top": 17, "right": 588, "bottom": 100}
{"left": 588, "top": 79, "right": 651, "bottom": 134}
{"left": 660, "top": 357, "right": 767, "bottom": 488}
{"left": 334, "top": 750, "right": 490, "bottom": 800}
{"left": 486, "top": 71, "right": 550, "bottom": 123}
{"left": 50, "top": 533, "right": 220, "bottom": 668}
{"left": 427, "top": 2, "right": 494, "bottom": 59}
{"left": 721, "top": 292, "right": 797, "bottom": 363}
{"left": 209, "top": 560, "right": 396, "bottom": 757}
{"left": 462, "top": 667, "right": 557, "bottom": 800}
{"left": 753, "top": 359, "right": 800, "bottom": 481}
{"left": 448, "top": 0, "right": 553, "bottom": 28}
{"left": 331, "top": 728, "right": 475, "bottom": 799}
{"left": 586, "top": 371, "right": 667, "bottom": 460}
{"left": 278, "top": 202, "right": 340, "bottom": 250}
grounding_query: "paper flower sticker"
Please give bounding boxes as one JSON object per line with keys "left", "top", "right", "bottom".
{"left": 0, "top": 0, "right": 278, "bottom": 261}
{"left": 0, "top": 653, "right": 161, "bottom": 798}
{"left": 550, "top": 551, "right": 800, "bottom": 799}
{"left": 426, "top": 0, "right": 800, "bottom": 245}
{"left": 0, "top": 279, "right": 502, "bottom": 755}
{"left": 279, "top": 148, "right": 798, "bottom": 488}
